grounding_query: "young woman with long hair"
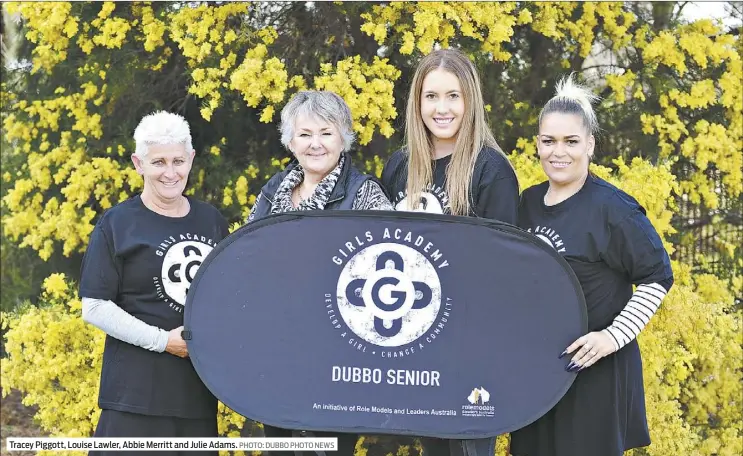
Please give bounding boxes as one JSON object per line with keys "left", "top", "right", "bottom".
{"left": 381, "top": 48, "right": 520, "bottom": 456}
{"left": 382, "top": 48, "right": 519, "bottom": 223}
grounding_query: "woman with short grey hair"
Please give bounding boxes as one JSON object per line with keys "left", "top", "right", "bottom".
{"left": 247, "top": 90, "right": 393, "bottom": 223}
{"left": 246, "top": 91, "right": 391, "bottom": 455}
{"left": 79, "top": 111, "right": 229, "bottom": 453}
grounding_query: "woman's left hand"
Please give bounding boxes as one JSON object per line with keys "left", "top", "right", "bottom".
{"left": 165, "top": 326, "right": 189, "bottom": 358}
{"left": 560, "top": 331, "right": 616, "bottom": 372}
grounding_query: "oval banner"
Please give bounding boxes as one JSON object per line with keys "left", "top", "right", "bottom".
{"left": 184, "top": 211, "right": 587, "bottom": 439}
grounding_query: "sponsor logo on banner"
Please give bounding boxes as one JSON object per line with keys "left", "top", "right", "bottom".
{"left": 462, "top": 386, "right": 495, "bottom": 417}
{"left": 328, "top": 228, "right": 452, "bottom": 359}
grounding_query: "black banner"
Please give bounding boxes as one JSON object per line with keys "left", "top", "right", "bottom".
{"left": 184, "top": 211, "right": 587, "bottom": 439}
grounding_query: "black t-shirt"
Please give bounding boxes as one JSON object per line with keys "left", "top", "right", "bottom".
{"left": 380, "top": 147, "right": 519, "bottom": 224}
{"left": 517, "top": 175, "right": 673, "bottom": 331}
{"left": 79, "top": 196, "right": 230, "bottom": 418}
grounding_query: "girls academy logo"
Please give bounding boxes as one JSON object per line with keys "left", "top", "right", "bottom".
{"left": 153, "top": 233, "right": 217, "bottom": 313}
{"left": 394, "top": 184, "right": 450, "bottom": 214}
{"left": 527, "top": 225, "right": 566, "bottom": 253}
{"left": 327, "top": 228, "right": 453, "bottom": 358}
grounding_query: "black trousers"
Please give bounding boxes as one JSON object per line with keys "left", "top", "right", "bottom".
{"left": 262, "top": 423, "right": 358, "bottom": 456}
{"left": 89, "top": 409, "right": 218, "bottom": 456}
{"left": 420, "top": 437, "right": 455, "bottom": 456}
{"left": 420, "top": 437, "right": 493, "bottom": 456}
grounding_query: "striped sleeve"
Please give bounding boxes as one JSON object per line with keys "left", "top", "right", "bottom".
{"left": 601, "top": 282, "right": 669, "bottom": 351}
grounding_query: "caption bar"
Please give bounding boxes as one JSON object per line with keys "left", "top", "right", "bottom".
{"left": 6, "top": 437, "right": 338, "bottom": 452}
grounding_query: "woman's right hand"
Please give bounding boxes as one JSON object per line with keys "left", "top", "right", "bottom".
{"left": 165, "top": 326, "right": 189, "bottom": 358}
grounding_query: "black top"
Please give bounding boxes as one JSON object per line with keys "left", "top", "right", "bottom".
{"left": 517, "top": 175, "right": 673, "bottom": 331}
{"left": 381, "top": 147, "right": 519, "bottom": 224}
{"left": 79, "top": 196, "right": 230, "bottom": 418}
{"left": 510, "top": 175, "right": 674, "bottom": 456}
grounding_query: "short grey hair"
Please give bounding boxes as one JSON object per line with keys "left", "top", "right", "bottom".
{"left": 280, "top": 91, "right": 356, "bottom": 152}
{"left": 133, "top": 111, "right": 194, "bottom": 158}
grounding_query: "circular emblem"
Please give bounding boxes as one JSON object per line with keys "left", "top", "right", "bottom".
{"left": 396, "top": 192, "right": 444, "bottom": 214}
{"left": 161, "top": 241, "right": 213, "bottom": 306}
{"left": 336, "top": 243, "right": 441, "bottom": 347}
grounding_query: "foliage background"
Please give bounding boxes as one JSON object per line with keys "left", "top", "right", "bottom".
{"left": 1, "top": 2, "right": 741, "bottom": 456}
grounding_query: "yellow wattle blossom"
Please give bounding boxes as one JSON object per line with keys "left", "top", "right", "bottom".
{"left": 42, "top": 273, "right": 69, "bottom": 299}
{"left": 169, "top": 2, "right": 252, "bottom": 120}
{"left": 259, "top": 105, "right": 275, "bottom": 123}
{"left": 313, "top": 56, "right": 401, "bottom": 145}
{"left": 4, "top": 2, "right": 78, "bottom": 73}
{"left": 135, "top": 4, "right": 167, "bottom": 52}
{"left": 230, "top": 44, "right": 289, "bottom": 116}
{"left": 634, "top": 18, "right": 741, "bottom": 210}
{"left": 235, "top": 176, "right": 249, "bottom": 206}
{"left": 363, "top": 155, "right": 386, "bottom": 179}
{"left": 605, "top": 70, "right": 637, "bottom": 104}
{"left": 92, "top": 17, "right": 131, "bottom": 49}
{"left": 362, "top": 2, "right": 523, "bottom": 61}
{"left": 530, "top": 3, "right": 634, "bottom": 57}
{"left": 643, "top": 31, "right": 688, "bottom": 75}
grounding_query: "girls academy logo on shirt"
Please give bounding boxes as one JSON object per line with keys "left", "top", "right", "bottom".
{"left": 153, "top": 233, "right": 218, "bottom": 312}
{"left": 394, "top": 184, "right": 450, "bottom": 214}
{"left": 527, "top": 225, "right": 567, "bottom": 253}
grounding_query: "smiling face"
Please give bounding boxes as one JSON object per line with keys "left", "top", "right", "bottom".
{"left": 537, "top": 112, "right": 595, "bottom": 188}
{"left": 132, "top": 143, "right": 194, "bottom": 202}
{"left": 289, "top": 114, "right": 344, "bottom": 180}
{"left": 420, "top": 68, "right": 465, "bottom": 145}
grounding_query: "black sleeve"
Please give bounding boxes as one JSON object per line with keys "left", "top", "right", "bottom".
{"left": 216, "top": 211, "right": 230, "bottom": 240}
{"left": 381, "top": 150, "right": 404, "bottom": 197}
{"left": 78, "top": 220, "right": 120, "bottom": 301}
{"left": 516, "top": 191, "right": 528, "bottom": 228}
{"left": 601, "top": 211, "right": 674, "bottom": 288}
{"left": 475, "top": 171, "right": 520, "bottom": 225}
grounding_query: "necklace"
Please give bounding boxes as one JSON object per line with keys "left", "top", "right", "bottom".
{"left": 293, "top": 185, "right": 314, "bottom": 205}
{"left": 543, "top": 186, "right": 553, "bottom": 206}
{"left": 544, "top": 186, "right": 567, "bottom": 206}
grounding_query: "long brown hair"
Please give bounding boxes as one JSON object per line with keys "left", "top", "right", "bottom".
{"left": 404, "top": 48, "right": 506, "bottom": 216}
